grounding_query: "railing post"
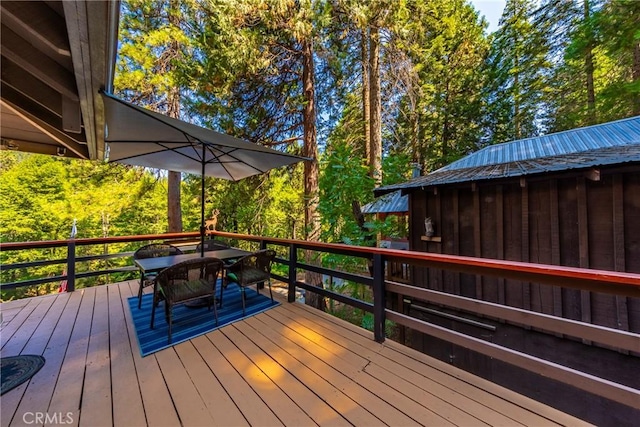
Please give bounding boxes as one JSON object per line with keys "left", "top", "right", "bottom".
{"left": 288, "top": 244, "right": 297, "bottom": 303}
{"left": 66, "top": 239, "right": 76, "bottom": 292}
{"left": 66, "top": 220, "right": 77, "bottom": 292}
{"left": 258, "top": 240, "right": 268, "bottom": 290}
{"left": 373, "top": 253, "right": 385, "bottom": 342}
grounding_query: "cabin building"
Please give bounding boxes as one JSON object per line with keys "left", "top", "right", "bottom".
{"left": 376, "top": 116, "right": 640, "bottom": 422}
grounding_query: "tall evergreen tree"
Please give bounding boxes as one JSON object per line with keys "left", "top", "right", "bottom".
{"left": 115, "top": 0, "right": 194, "bottom": 232}
{"left": 166, "top": 0, "right": 184, "bottom": 232}
{"left": 327, "top": 0, "right": 390, "bottom": 184}
{"left": 368, "top": 4, "right": 386, "bottom": 185}
{"left": 533, "top": 0, "right": 587, "bottom": 131}
{"left": 389, "top": 0, "right": 488, "bottom": 169}
{"left": 596, "top": 0, "right": 640, "bottom": 118}
{"left": 483, "top": 0, "right": 548, "bottom": 143}
{"left": 182, "top": 0, "right": 325, "bottom": 309}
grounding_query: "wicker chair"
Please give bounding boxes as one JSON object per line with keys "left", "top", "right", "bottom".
{"left": 195, "top": 238, "right": 230, "bottom": 252}
{"left": 133, "top": 243, "right": 183, "bottom": 309}
{"left": 225, "top": 249, "right": 276, "bottom": 315}
{"left": 151, "top": 257, "right": 224, "bottom": 344}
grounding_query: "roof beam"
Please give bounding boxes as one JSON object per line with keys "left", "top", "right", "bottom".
{"left": 1, "top": 58, "right": 62, "bottom": 116}
{"left": 1, "top": 85, "right": 88, "bottom": 158}
{"left": 2, "top": 58, "right": 82, "bottom": 134}
{"left": 0, "top": 137, "right": 83, "bottom": 159}
{"left": 1, "top": 25, "right": 78, "bottom": 101}
{"left": 0, "top": 1, "right": 72, "bottom": 63}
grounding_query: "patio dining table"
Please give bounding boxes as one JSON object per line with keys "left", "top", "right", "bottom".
{"left": 134, "top": 247, "right": 250, "bottom": 308}
{"left": 133, "top": 248, "right": 249, "bottom": 274}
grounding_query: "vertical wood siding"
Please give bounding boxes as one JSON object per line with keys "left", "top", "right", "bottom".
{"left": 409, "top": 168, "right": 640, "bottom": 335}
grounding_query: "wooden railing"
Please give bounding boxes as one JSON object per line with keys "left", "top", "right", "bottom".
{"left": 1, "top": 230, "right": 639, "bottom": 409}
{"left": 0, "top": 232, "right": 200, "bottom": 291}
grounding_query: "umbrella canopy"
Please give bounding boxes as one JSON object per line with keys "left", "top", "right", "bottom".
{"left": 101, "top": 92, "right": 306, "bottom": 253}
{"left": 102, "top": 92, "right": 304, "bottom": 180}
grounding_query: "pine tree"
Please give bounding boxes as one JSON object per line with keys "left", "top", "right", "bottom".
{"left": 391, "top": 0, "right": 488, "bottom": 169}
{"left": 182, "top": 0, "right": 325, "bottom": 309}
{"left": 115, "top": 0, "right": 194, "bottom": 231}
{"left": 596, "top": 0, "right": 640, "bottom": 118}
{"left": 483, "top": 0, "right": 548, "bottom": 143}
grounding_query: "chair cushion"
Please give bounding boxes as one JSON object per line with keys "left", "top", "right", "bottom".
{"left": 237, "top": 268, "right": 270, "bottom": 286}
{"left": 162, "top": 279, "right": 213, "bottom": 302}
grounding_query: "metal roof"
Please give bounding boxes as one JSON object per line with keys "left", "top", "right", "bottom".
{"left": 375, "top": 116, "right": 640, "bottom": 196}
{"left": 362, "top": 190, "right": 408, "bottom": 214}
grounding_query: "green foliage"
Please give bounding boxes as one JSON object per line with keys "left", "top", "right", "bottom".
{"left": 485, "top": 0, "right": 638, "bottom": 137}
{"left": 360, "top": 313, "right": 396, "bottom": 337}
{"left": 179, "top": 166, "right": 304, "bottom": 240}
{"left": 386, "top": 0, "right": 490, "bottom": 170}
{"left": 482, "top": 0, "right": 549, "bottom": 143}
{"left": 0, "top": 152, "right": 68, "bottom": 241}
{"left": 594, "top": 0, "right": 640, "bottom": 118}
{"left": 0, "top": 152, "right": 169, "bottom": 299}
{"left": 319, "top": 139, "right": 375, "bottom": 245}
{"left": 382, "top": 151, "right": 411, "bottom": 186}
{"left": 115, "top": 0, "right": 195, "bottom": 102}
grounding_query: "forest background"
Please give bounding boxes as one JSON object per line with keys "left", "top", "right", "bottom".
{"left": 1, "top": 0, "right": 638, "bottom": 302}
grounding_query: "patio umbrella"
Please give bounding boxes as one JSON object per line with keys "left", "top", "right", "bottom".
{"left": 100, "top": 92, "right": 306, "bottom": 255}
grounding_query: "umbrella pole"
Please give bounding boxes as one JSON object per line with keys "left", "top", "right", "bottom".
{"left": 200, "top": 145, "right": 206, "bottom": 257}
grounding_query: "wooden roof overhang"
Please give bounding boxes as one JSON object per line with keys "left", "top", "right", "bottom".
{"left": 0, "top": 1, "right": 120, "bottom": 160}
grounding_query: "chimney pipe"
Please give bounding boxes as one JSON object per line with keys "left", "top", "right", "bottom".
{"left": 411, "top": 163, "right": 421, "bottom": 178}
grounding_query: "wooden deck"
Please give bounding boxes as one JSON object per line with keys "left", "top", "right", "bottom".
{"left": 1, "top": 281, "right": 590, "bottom": 427}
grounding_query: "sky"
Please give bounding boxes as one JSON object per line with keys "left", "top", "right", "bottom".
{"left": 469, "top": 0, "right": 506, "bottom": 33}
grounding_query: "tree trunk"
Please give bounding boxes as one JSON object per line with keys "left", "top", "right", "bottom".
{"left": 361, "top": 29, "right": 371, "bottom": 165}
{"left": 514, "top": 37, "right": 521, "bottom": 140}
{"left": 442, "top": 114, "right": 450, "bottom": 165}
{"left": 167, "top": 170, "right": 182, "bottom": 232}
{"left": 584, "top": 0, "right": 596, "bottom": 124}
{"left": 301, "top": 39, "right": 324, "bottom": 311}
{"left": 369, "top": 25, "right": 382, "bottom": 186}
{"left": 411, "top": 108, "right": 420, "bottom": 166}
{"left": 352, "top": 200, "right": 375, "bottom": 246}
{"left": 166, "top": 1, "right": 182, "bottom": 233}
{"left": 633, "top": 41, "right": 640, "bottom": 115}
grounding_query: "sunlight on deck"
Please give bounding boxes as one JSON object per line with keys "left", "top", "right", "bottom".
{"left": 0, "top": 281, "right": 591, "bottom": 427}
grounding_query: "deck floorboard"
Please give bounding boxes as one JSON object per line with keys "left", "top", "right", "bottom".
{"left": 1, "top": 281, "right": 591, "bottom": 427}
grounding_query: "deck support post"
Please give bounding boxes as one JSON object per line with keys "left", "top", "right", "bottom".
{"left": 288, "top": 244, "right": 298, "bottom": 303}
{"left": 373, "top": 253, "right": 385, "bottom": 342}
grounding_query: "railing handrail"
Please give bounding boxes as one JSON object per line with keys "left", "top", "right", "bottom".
{"left": 1, "top": 232, "right": 201, "bottom": 292}
{"left": 209, "top": 231, "right": 640, "bottom": 298}
{"left": 0, "top": 232, "right": 201, "bottom": 250}
{"left": 4, "top": 230, "right": 640, "bottom": 298}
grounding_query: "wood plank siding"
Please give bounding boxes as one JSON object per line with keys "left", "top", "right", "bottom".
{"left": 1, "top": 281, "right": 588, "bottom": 427}
{"left": 409, "top": 168, "right": 640, "bottom": 332}
{"left": 406, "top": 167, "right": 640, "bottom": 425}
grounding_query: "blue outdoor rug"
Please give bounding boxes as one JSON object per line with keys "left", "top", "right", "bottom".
{"left": 128, "top": 284, "right": 279, "bottom": 356}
